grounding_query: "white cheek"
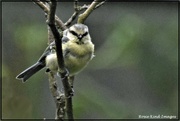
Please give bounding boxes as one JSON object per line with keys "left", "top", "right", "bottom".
{"left": 67, "top": 33, "right": 77, "bottom": 40}
{"left": 83, "top": 36, "right": 91, "bottom": 43}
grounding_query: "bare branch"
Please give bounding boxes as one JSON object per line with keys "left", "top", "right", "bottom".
{"left": 32, "top": 0, "right": 67, "bottom": 30}
{"left": 48, "top": 1, "right": 56, "bottom": 24}
{"left": 47, "top": 0, "right": 74, "bottom": 120}
{"left": 65, "top": 0, "right": 106, "bottom": 27}
{"left": 79, "top": 1, "right": 106, "bottom": 10}
{"left": 47, "top": 26, "right": 54, "bottom": 44}
{"left": 77, "top": 0, "right": 106, "bottom": 24}
{"left": 47, "top": 21, "right": 65, "bottom": 120}
{"left": 44, "top": 3, "right": 54, "bottom": 43}
{"left": 48, "top": 72, "right": 65, "bottom": 119}
{"left": 44, "top": 2, "right": 66, "bottom": 120}
{"left": 74, "top": 0, "right": 78, "bottom": 11}
{"left": 64, "top": 1, "right": 89, "bottom": 27}
{"left": 47, "top": 1, "right": 66, "bottom": 73}
{"left": 95, "top": 0, "right": 106, "bottom": 9}
{"left": 64, "top": 0, "right": 79, "bottom": 27}
{"left": 65, "top": 12, "right": 79, "bottom": 27}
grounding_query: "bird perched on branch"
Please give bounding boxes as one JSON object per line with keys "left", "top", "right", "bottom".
{"left": 16, "top": 23, "right": 95, "bottom": 82}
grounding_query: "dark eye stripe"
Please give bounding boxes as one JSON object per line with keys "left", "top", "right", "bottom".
{"left": 69, "top": 30, "right": 78, "bottom": 37}
{"left": 70, "top": 30, "right": 88, "bottom": 39}
{"left": 82, "top": 32, "right": 88, "bottom": 37}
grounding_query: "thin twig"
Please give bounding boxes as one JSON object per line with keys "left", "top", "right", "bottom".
{"left": 65, "top": 0, "right": 106, "bottom": 26}
{"left": 64, "top": 1, "right": 88, "bottom": 26}
{"left": 79, "top": 1, "right": 106, "bottom": 10}
{"left": 32, "top": 0, "right": 67, "bottom": 30}
{"left": 95, "top": 0, "right": 106, "bottom": 9}
{"left": 65, "top": 12, "right": 79, "bottom": 27}
{"left": 77, "top": 0, "right": 106, "bottom": 24}
{"left": 64, "top": 0, "right": 79, "bottom": 27}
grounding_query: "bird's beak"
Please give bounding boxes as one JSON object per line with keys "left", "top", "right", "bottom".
{"left": 78, "top": 35, "right": 82, "bottom": 40}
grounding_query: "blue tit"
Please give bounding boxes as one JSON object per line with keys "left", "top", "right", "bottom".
{"left": 16, "top": 23, "right": 95, "bottom": 82}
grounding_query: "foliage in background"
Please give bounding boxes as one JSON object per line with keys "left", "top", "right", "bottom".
{"left": 2, "top": 2, "right": 178, "bottom": 119}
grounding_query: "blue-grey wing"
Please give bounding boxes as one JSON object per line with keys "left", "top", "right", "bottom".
{"left": 62, "top": 36, "right": 71, "bottom": 58}
{"left": 63, "top": 29, "right": 68, "bottom": 36}
{"left": 38, "top": 36, "right": 69, "bottom": 62}
{"left": 62, "top": 36, "right": 69, "bottom": 44}
{"left": 37, "top": 41, "right": 55, "bottom": 62}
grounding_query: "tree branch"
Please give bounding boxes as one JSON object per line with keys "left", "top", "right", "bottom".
{"left": 47, "top": 1, "right": 74, "bottom": 120}
{"left": 32, "top": 0, "right": 67, "bottom": 30}
{"left": 47, "top": 1, "right": 65, "bottom": 73}
{"left": 65, "top": 0, "right": 106, "bottom": 26}
{"left": 64, "top": 0, "right": 79, "bottom": 27}
{"left": 48, "top": 72, "right": 65, "bottom": 119}
{"left": 77, "top": 0, "right": 106, "bottom": 24}
{"left": 64, "top": 12, "right": 78, "bottom": 27}
{"left": 44, "top": 2, "right": 66, "bottom": 120}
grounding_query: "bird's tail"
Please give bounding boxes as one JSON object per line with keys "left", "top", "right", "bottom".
{"left": 16, "top": 62, "right": 45, "bottom": 82}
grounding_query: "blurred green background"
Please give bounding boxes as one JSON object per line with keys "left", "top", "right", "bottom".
{"left": 2, "top": 2, "right": 178, "bottom": 119}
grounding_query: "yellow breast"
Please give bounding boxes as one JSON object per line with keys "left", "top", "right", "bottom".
{"left": 63, "top": 41, "right": 94, "bottom": 75}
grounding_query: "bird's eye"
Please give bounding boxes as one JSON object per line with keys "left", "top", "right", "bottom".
{"left": 69, "top": 30, "right": 78, "bottom": 37}
{"left": 82, "top": 32, "right": 88, "bottom": 37}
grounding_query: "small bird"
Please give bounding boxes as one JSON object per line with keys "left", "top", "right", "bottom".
{"left": 16, "top": 23, "right": 95, "bottom": 82}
